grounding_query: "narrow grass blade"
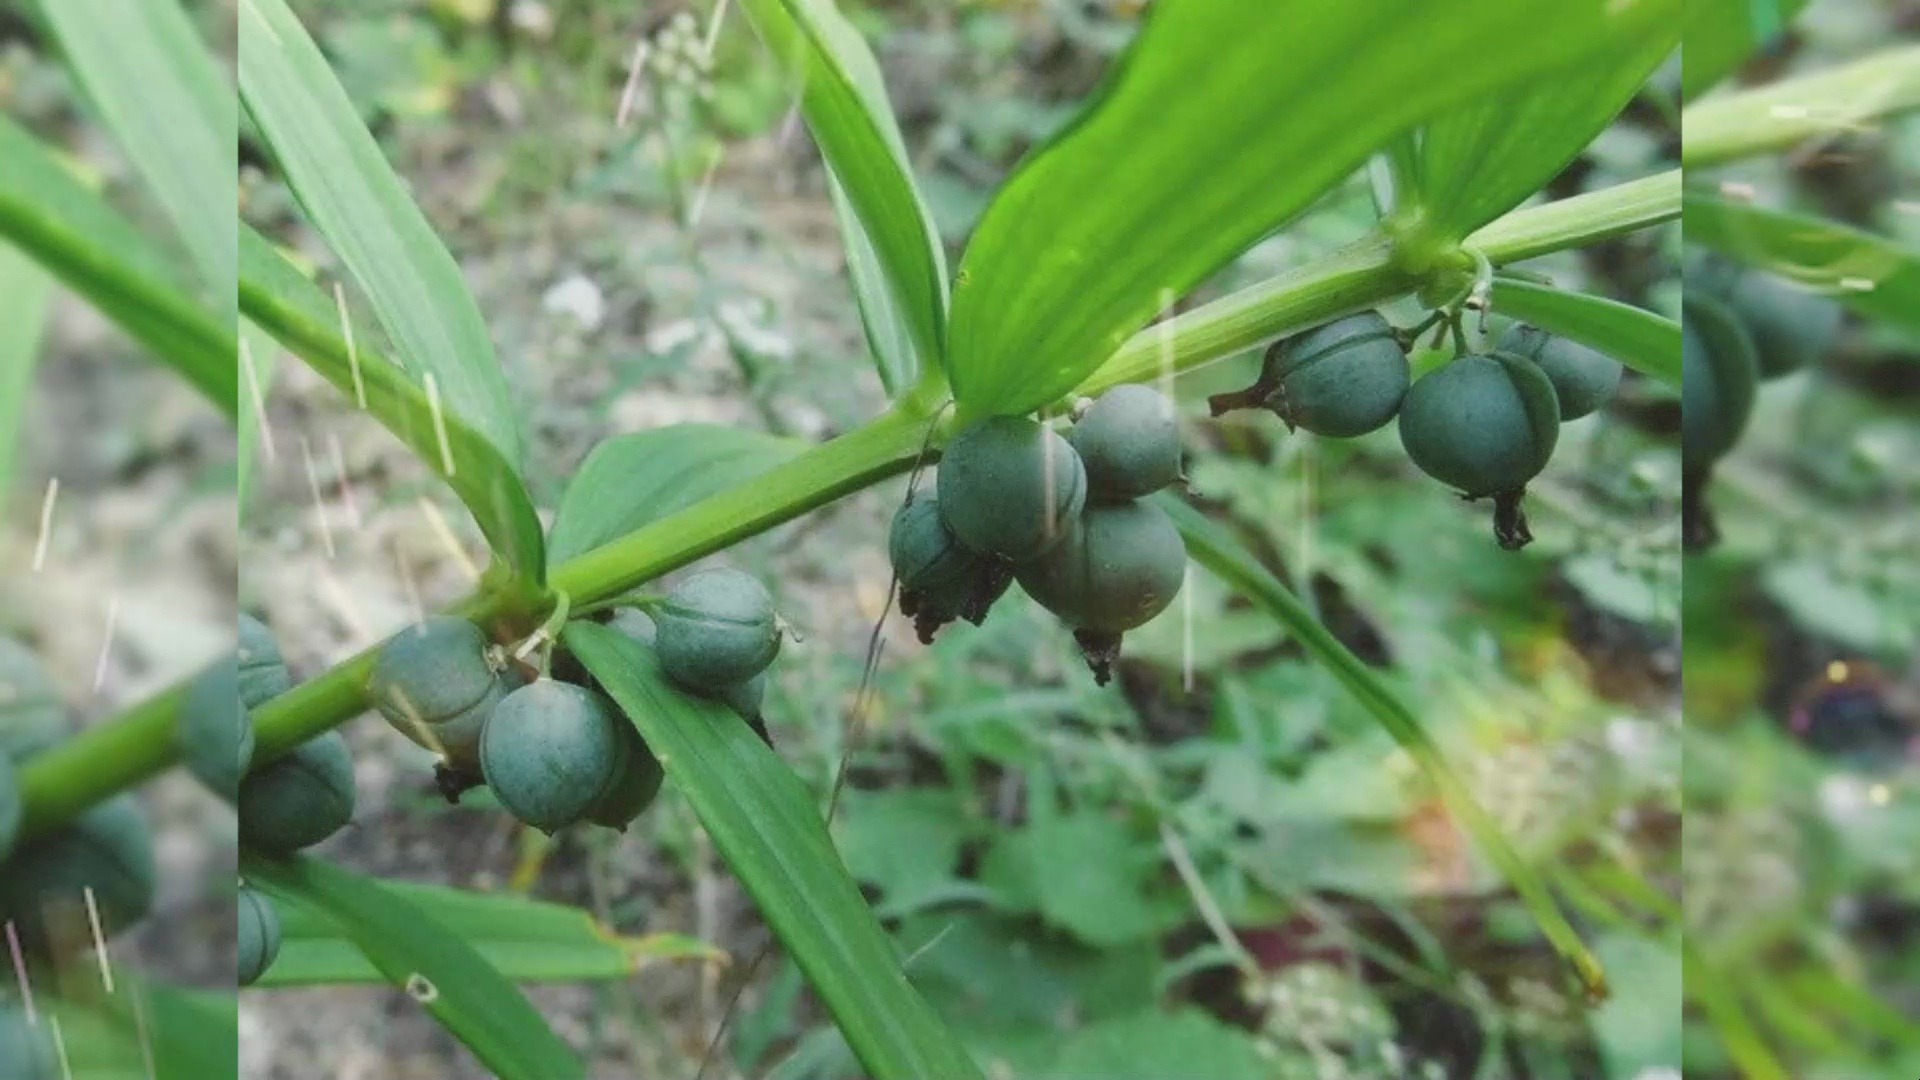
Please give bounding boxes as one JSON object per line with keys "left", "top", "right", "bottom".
{"left": 1684, "top": 45, "right": 1920, "bottom": 168}
{"left": 244, "top": 852, "right": 584, "bottom": 1080}
{"left": 1161, "top": 495, "right": 1609, "bottom": 999}
{"left": 0, "top": 242, "right": 55, "bottom": 504}
{"left": 567, "top": 622, "right": 985, "bottom": 1080}
{"left": 1491, "top": 279, "right": 1681, "bottom": 388}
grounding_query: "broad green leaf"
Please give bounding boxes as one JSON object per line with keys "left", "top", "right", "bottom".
{"left": 1045, "top": 1010, "right": 1270, "bottom": 1080}
{"left": 1681, "top": 0, "right": 1807, "bottom": 100}
{"left": 1683, "top": 45, "right": 1920, "bottom": 168}
{"left": 947, "top": 0, "right": 1681, "bottom": 421}
{"left": 1490, "top": 279, "right": 1681, "bottom": 388}
{"left": 1414, "top": 28, "right": 1676, "bottom": 237}
{"left": 0, "top": 242, "right": 54, "bottom": 504}
{"left": 244, "top": 852, "right": 584, "bottom": 1080}
{"left": 1684, "top": 192, "right": 1920, "bottom": 336}
{"left": 739, "top": 0, "right": 948, "bottom": 376}
{"left": 262, "top": 878, "right": 719, "bottom": 986}
{"left": 35, "top": 0, "right": 235, "bottom": 301}
{"left": 565, "top": 622, "right": 984, "bottom": 1080}
{"left": 0, "top": 115, "right": 235, "bottom": 416}
{"left": 832, "top": 173, "right": 920, "bottom": 396}
{"left": 239, "top": 225, "right": 546, "bottom": 583}
{"left": 43, "top": 983, "right": 238, "bottom": 1080}
{"left": 1159, "top": 495, "right": 1607, "bottom": 999}
{"left": 238, "top": 318, "right": 280, "bottom": 510}
{"left": 548, "top": 424, "right": 805, "bottom": 565}
{"left": 239, "top": 0, "right": 525, "bottom": 472}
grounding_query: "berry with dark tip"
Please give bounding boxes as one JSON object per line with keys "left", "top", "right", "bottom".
{"left": 888, "top": 494, "right": 1012, "bottom": 643}
{"left": 1208, "top": 312, "right": 1409, "bottom": 437}
{"left": 1016, "top": 500, "right": 1188, "bottom": 684}
{"left": 0, "top": 794, "right": 155, "bottom": 958}
{"left": 1681, "top": 295, "right": 1761, "bottom": 550}
{"left": 238, "top": 731, "right": 356, "bottom": 854}
{"left": 655, "top": 568, "right": 782, "bottom": 693}
{"left": 1070, "top": 384, "right": 1183, "bottom": 501}
{"left": 1498, "top": 324, "right": 1622, "bottom": 421}
{"left": 1722, "top": 268, "right": 1842, "bottom": 379}
{"left": 480, "top": 680, "right": 629, "bottom": 833}
{"left": 936, "top": 416, "right": 1088, "bottom": 562}
{"left": 1398, "top": 351, "right": 1561, "bottom": 550}
{"left": 238, "top": 884, "right": 281, "bottom": 986}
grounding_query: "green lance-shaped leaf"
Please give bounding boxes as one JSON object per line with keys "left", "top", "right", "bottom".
{"left": 238, "top": 0, "right": 526, "bottom": 472}
{"left": 238, "top": 318, "right": 280, "bottom": 511}
{"left": 549, "top": 424, "right": 806, "bottom": 564}
{"left": 0, "top": 243, "right": 55, "bottom": 504}
{"left": 566, "top": 622, "right": 985, "bottom": 1080}
{"left": 1490, "top": 279, "right": 1680, "bottom": 388}
{"left": 1682, "top": 0, "right": 1808, "bottom": 101}
{"left": 261, "top": 879, "right": 720, "bottom": 986}
{"left": 946, "top": 0, "right": 1679, "bottom": 421}
{"left": 1683, "top": 45, "right": 1920, "bottom": 168}
{"left": 244, "top": 852, "right": 584, "bottom": 1080}
{"left": 0, "top": 115, "right": 235, "bottom": 416}
{"left": 1159, "top": 495, "right": 1608, "bottom": 1000}
{"left": 740, "top": 0, "right": 949, "bottom": 384}
{"left": 239, "top": 226, "right": 545, "bottom": 584}
{"left": 33, "top": 0, "right": 235, "bottom": 304}
{"left": 1684, "top": 192, "right": 1920, "bottom": 338}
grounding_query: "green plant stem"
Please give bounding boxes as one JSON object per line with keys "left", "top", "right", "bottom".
{"left": 1682, "top": 45, "right": 1920, "bottom": 169}
{"left": 14, "top": 171, "right": 1682, "bottom": 835}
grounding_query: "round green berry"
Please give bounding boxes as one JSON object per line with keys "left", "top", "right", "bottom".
{"left": 936, "top": 416, "right": 1088, "bottom": 561}
{"left": 0, "top": 794, "right": 155, "bottom": 957}
{"left": 237, "top": 613, "right": 294, "bottom": 709}
{"left": 1398, "top": 352, "right": 1560, "bottom": 549}
{"left": 238, "top": 884, "right": 281, "bottom": 987}
{"left": 370, "top": 617, "right": 517, "bottom": 771}
{"left": 887, "top": 494, "right": 1009, "bottom": 642}
{"left": 1017, "top": 501, "right": 1188, "bottom": 636}
{"left": 0, "top": 638, "right": 69, "bottom": 763}
{"left": 1070, "top": 385, "right": 1182, "bottom": 501}
{"left": 179, "top": 658, "right": 252, "bottom": 802}
{"left": 238, "top": 731, "right": 355, "bottom": 854}
{"left": 585, "top": 724, "right": 665, "bottom": 832}
{"left": 1214, "top": 312, "right": 1409, "bottom": 437}
{"left": 480, "top": 680, "right": 628, "bottom": 833}
{"left": 1682, "top": 295, "right": 1760, "bottom": 470}
{"left": 1498, "top": 324, "right": 1622, "bottom": 421}
{"left": 1723, "top": 269, "right": 1842, "bottom": 379}
{"left": 655, "top": 569, "right": 781, "bottom": 693}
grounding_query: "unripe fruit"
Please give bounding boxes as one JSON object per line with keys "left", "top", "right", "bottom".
{"left": 1498, "top": 324, "right": 1622, "bottom": 421}
{"left": 0, "top": 1007, "right": 55, "bottom": 1079}
{"left": 1723, "top": 269, "right": 1842, "bottom": 379}
{"left": 180, "top": 658, "right": 252, "bottom": 802}
{"left": 0, "top": 795, "right": 155, "bottom": 957}
{"left": 614, "top": 611, "right": 770, "bottom": 742}
{"left": 480, "top": 680, "right": 628, "bottom": 833}
{"left": 655, "top": 569, "right": 781, "bottom": 693}
{"left": 936, "top": 416, "right": 1088, "bottom": 561}
{"left": 887, "top": 494, "right": 1011, "bottom": 643}
{"left": 1070, "top": 385, "right": 1182, "bottom": 501}
{"left": 1017, "top": 500, "right": 1187, "bottom": 684}
{"left": 1209, "top": 312, "right": 1409, "bottom": 437}
{"left": 1398, "top": 352, "right": 1561, "bottom": 549}
{"left": 237, "top": 613, "right": 294, "bottom": 708}
{"left": 0, "top": 638, "right": 69, "bottom": 762}
{"left": 1681, "top": 296, "right": 1761, "bottom": 551}
{"left": 238, "top": 732, "right": 355, "bottom": 854}
{"left": 238, "top": 884, "right": 281, "bottom": 986}
{"left": 0, "top": 753, "right": 18, "bottom": 862}
{"left": 370, "top": 617, "right": 518, "bottom": 771}
{"left": 585, "top": 724, "right": 665, "bottom": 832}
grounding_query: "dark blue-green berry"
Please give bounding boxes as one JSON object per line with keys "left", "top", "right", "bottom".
{"left": 180, "top": 657, "right": 251, "bottom": 802}
{"left": 480, "top": 680, "right": 628, "bottom": 833}
{"left": 1016, "top": 500, "right": 1187, "bottom": 685}
{"left": 1398, "top": 352, "right": 1561, "bottom": 549}
{"left": 0, "top": 638, "right": 69, "bottom": 762}
{"left": 370, "top": 617, "right": 518, "bottom": 771}
{"left": 1210, "top": 312, "right": 1409, "bottom": 437}
{"left": 237, "top": 614, "right": 294, "bottom": 708}
{"left": 1070, "top": 385, "right": 1182, "bottom": 501}
{"left": 0, "top": 794, "right": 155, "bottom": 957}
{"left": 936, "top": 416, "right": 1088, "bottom": 562}
{"left": 655, "top": 568, "right": 781, "bottom": 693}
{"left": 1498, "top": 324, "right": 1622, "bottom": 421}
{"left": 1681, "top": 295, "right": 1761, "bottom": 550}
{"left": 237, "top": 731, "right": 355, "bottom": 854}
{"left": 0, "top": 753, "right": 18, "bottom": 863}
{"left": 238, "top": 884, "right": 281, "bottom": 986}
{"left": 0, "top": 1007, "right": 55, "bottom": 1079}
{"left": 585, "top": 722, "right": 665, "bottom": 832}
{"left": 888, "top": 494, "right": 1011, "bottom": 643}
{"left": 1723, "top": 269, "right": 1842, "bottom": 379}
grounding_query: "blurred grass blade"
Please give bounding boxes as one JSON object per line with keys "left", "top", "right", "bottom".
{"left": 1159, "top": 495, "right": 1608, "bottom": 999}
{"left": 566, "top": 623, "right": 985, "bottom": 1080}
{"left": 238, "top": 318, "right": 280, "bottom": 510}
{"left": 0, "top": 115, "right": 235, "bottom": 416}
{"left": 240, "top": 226, "right": 546, "bottom": 584}
{"left": 1490, "top": 279, "right": 1680, "bottom": 388}
{"left": 946, "top": 0, "right": 1681, "bottom": 421}
{"left": 0, "top": 242, "right": 55, "bottom": 504}
{"left": 34, "top": 0, "right": 234, "bottom": 302}
{"left": 1684, "top": 192, "right": 1920, "bottom": 335}
{"left": 832, "top": 173, "right": 920, "bottom": 396}
{"left": 1414, "top": 28, "right": 1676, "bottom": 237}
{"left": 244, "top": 852, "right": 584, "bottom": 1080}
{"left": 239, "top": 0, "right": 525, "bottom": 471}
{"left": 739, "top": 0, "right": 949, "bottom": 376}
{"left": 46, "top": 982, "right": 238, "bottom": 1080}
{"left": 263, "top": 879, "right": 720, "bottom": 986}
{"left": 548, "top": 424, "right": 805, "bottom": 564}
{"left": 1683, "top": 45, "right": 1920, "bottom": 168}
{"left": 1682, "top": 0, "right": 1808, "bottom": 100}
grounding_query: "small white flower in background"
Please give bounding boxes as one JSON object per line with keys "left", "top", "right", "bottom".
{"left": 1819, "top": 773, "right": 1873, "bottom": 822}
{"left": 540, "top": 274, "right": 606, "bottom": 332}
{"left": 1633, "top": 1068, "right": 1682, "bottom": 1080}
